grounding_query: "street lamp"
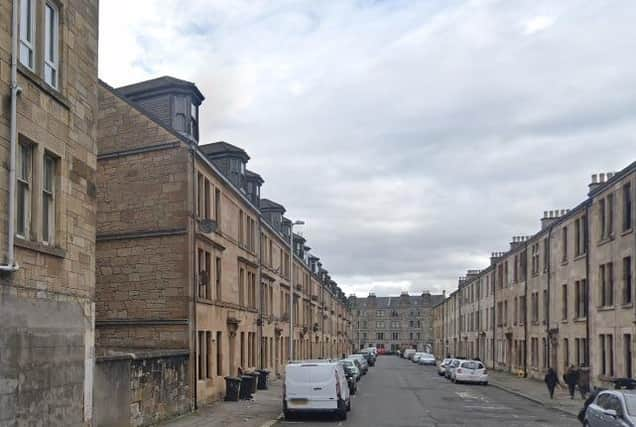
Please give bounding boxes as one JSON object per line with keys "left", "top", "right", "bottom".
{"left": 289, "top": 220, "right": 304, "bottom": 362}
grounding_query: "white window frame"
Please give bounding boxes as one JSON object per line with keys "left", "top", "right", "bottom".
{"left": 42, "top": 153, "right": 56, "bottom": 244}
{"left": 16, "top": 142, "right": 32, "bottom": 239}
{"left": 19, "top": 0, "right": 36, "bottom": 70}
{"left": 44, "top": 2, "right": 59, "bottom": 89}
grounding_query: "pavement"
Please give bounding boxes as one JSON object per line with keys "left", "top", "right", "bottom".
{"left": 276, "top": 356, "right": 581, "bottom": 426}
{"left": 488, "top": 370, "right": 584, "bottom": 417}
{"left": 160, "top": 380, "right": 282, "bottom": 427}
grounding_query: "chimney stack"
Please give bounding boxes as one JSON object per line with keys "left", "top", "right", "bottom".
{"left": 540, "top": 209, "right": 569, "bottom": 230}
{"left": 510, "top": 235, "right": 531, "bottom": 250}
{"left": 588, "top": 171, "right": 616, "bottom": 195}
{"left": 490, "top": 252, "right": 504, "bottom": 266}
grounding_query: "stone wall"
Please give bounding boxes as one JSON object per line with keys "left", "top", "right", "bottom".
{"left": 0, "top": 0, "right": 99, "bottom": 425}
{"left": 94, "top": 351, "right": 191, "bottom": 427}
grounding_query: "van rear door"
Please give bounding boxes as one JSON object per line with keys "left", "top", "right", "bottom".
{"left": 286, "top": 363, "right": 337, "bottom": 408}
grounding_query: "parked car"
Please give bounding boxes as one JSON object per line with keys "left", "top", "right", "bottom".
{"left": 445, "top": 359, "right": 461, "bottom": 379}
{"left": 366, "top": 347, "right": 378, "bottom": 357}
{"left": 403, "top": 349, "right": 416, "bottom": 360}
{"left": 359, "top": 350, "right": 376, "bottom": 367}
{"left": 341, "top": 358, "right": 361, "bottom": 382}
{"left": 451, "top": 360, "right": 488, "bottom": 385}
{"left": 412, "top": 352, "right": 424, "bottom": 363}
{"left": 348, "top": 354, "right": 369, "bottom": 375}
{"left": 283, "top": 360, "right": 351, "bottom": 421}
{"left": 417, "top": 353, "right": 436, "bottom": 366}
{"left": 584, "top": 389, "right": 636, "bottom": 427}
{"left": 438, "top": 358, "right": 452, "bottom": 376}
{"left": 339, "top": 361, "right": 357, "bottom": 395}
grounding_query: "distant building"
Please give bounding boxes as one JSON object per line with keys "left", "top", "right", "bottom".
{"left": 350, "top": 291, "right": 444, "bottom": 352}
{"left": 433, "top": 162, "right": 635, "bottom": 389}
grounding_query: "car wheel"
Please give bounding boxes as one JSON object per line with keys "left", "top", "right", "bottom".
{"left": 347, "top": 399, "right": 352, "bottom": 411}
{"left": 283, "top": 410, "right": 293, "bottom": 421}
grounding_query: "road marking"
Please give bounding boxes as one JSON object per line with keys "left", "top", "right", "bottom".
{"left": 456, "top": 391, "right": 489, "bottom": 402}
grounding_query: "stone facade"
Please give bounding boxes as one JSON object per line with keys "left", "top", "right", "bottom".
{"left": 94, "top": 76, "right": 352, "bottom": 420}
{"left": 0, "top": 0, "right": 99, "bottom": 425}
{"left": 350, "top": 291, "right": 444, "bottom": 353}
{"left": 433, "top": 162, "right": 636, "bottom": 389}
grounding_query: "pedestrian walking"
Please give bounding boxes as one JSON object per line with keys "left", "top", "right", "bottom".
{"left": 564, "top": 365, "right": 579, "bottom": 399}
{"left": 544, "top": 367, "right": 558, "bottom": 399}
{"left": 577, "top": 366, "right": 590, "bottom": 399}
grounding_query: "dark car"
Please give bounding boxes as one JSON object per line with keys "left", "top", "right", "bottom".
{"left": 358, "top": 350, "right": 376, "bottom": 367}
{"left": 342, "top": 365, "right": 357, "bottom": 395}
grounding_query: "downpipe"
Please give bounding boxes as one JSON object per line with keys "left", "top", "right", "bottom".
{"left": 1, "top": 0, "right": 22, "bottom": 272}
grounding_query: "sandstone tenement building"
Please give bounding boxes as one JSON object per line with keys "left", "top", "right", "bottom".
{"left": 350, "top": 291, "right": 444, "bottom": 353}
{"left": 93, "top": 76, "right": 352, "bottom": 424}
{"left": 0, "top": 0, "right": 99, "bottom": 425}
{"left": 433, "top": 162, "right": 636, "bottom": 389}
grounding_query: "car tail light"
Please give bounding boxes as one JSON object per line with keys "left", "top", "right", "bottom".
{"left": 335, "top": 371, "right": 341, "bottom": 398}
{"left": 457, "top": 368, "right": 463, "bottom": 374}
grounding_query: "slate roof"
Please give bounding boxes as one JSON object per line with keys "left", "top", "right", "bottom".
{"left": 117, "top": 76, "right": 204, "bottom": 102}
{"left": 352, "top": 294, "right": 445, "bottom": 308}
{"left": 199, "top": 141, "right": 250, "bottom": 161}
{"left": 246, "top": 169, "right": 264, "bottom": 184}
{"left": 260, "top": 198, "right": 286, "bottom": 212}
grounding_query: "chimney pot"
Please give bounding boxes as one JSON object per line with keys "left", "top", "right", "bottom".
{"left": 600, "top": 173, "right": 606, "bottom": 182}
{"left": 592, "top": 174, "right": 597, "bottom": 183}
{"left": 544, "top": 210, "right": 548, "bottom": 218}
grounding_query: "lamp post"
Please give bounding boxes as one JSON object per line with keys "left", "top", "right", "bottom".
{"left": 289, "top": 220, "right": 304, "bottom": 362}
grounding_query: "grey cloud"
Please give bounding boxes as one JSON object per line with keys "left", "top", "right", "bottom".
{"left": 99, "top": 0, "right": 636, "bottom": 296}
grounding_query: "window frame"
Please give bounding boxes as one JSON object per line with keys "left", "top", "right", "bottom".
{"left": 42, "top": 152, "right": 57, "bottom": 245}
{"left": 43, "top": 1, "right": 59, "bottom": 89}
{"left": 16, "top": 141, "right": 32, "bottom": 239}
{"left": 19, "top": 0, "right": 36, "bottom": 70}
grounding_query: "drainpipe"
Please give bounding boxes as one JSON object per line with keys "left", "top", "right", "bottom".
{"left": 1, "top": 0, "right": 21, "bottom": 272}
{"left": 584, "top": 203, "right": 591, "bottom": 369}
{"left": 546, "top": 226, "right": 553, "bottom": 371}
{"left": 189, "top": 146, "right": 197, "bottom": 410}
{"left": 524, "top": 241, "right": 529, "bottom": 377}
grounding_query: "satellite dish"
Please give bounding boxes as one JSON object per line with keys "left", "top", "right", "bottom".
{"left": 199, "top": 219, "right": 217, "bottom": 234}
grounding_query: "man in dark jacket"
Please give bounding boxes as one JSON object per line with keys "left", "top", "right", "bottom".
{"left": 545, "top": 368, "right": 558, "bottom": 399}
{"left": 564, "top": 365, "right": 580, "bottom": 399}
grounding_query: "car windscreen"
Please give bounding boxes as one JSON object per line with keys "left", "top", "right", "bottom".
{"left": 624, "top": 394, "right": 636, "bottom": 416}
{"left": 342, "top": 360, "right": 354, "bottom": 367}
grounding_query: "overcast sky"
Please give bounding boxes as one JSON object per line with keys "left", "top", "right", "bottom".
{"left": 99, "top": 0, "right": 636, "bottom": 297}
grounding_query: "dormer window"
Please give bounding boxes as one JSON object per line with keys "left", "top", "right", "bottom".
{"left": 190, "top": 102, "right": 198, "bottom": 140}
{"left": 229, "top": 158, "right": 246, "bottom": 191}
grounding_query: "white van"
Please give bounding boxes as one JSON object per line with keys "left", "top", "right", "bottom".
{"left": 403, "top": 349, "right": 416, "bottom": 360}
{"left": 284, "top": 360, "right": 351, "bottom": 420}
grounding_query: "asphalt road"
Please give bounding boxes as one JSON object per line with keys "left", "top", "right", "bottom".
{"left": 277, "top": 355, "right": 581, "bottom": 427}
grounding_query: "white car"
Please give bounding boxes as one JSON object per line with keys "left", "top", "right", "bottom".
{"left": 284, "top": 360, "right": 351, "bottom": 420}
{"left": 452, "top": 360, "right": 488, "bottom": 385}
{"left": 412, "top": 352, "right": 426, "bottom": 363}
{"left": 417, "top": 353, "right": 436, "bottom": 366}
{"left": 438, "top": 358, "right": 451, "bottom": 376}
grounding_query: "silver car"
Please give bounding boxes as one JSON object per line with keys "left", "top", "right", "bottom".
{"left": 585, "top": 390, "right": 636, "bottom": 426}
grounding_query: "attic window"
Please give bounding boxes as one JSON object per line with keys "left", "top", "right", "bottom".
{"left": 190, "top": 103, "right": 198, "bottom": 140}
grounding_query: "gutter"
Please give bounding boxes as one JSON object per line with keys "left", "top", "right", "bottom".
{"left": 1, "top": 0, "right": 21, "bottom": 272}
{"left": 584, "top": 202, "right": 591, "bottom": 368}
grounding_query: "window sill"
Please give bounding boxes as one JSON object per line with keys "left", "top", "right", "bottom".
{"left": 597, "top": 236, "right": 615, "bottom": 247}
{"left": 621, "top": 303, "right": 634, "bottom": 310}
{"left": 597, "top": 306, "right": 616, "bottom": 312}
{"left": 18, "top": 64, "right": 70, "bottom": 110}
{"left": 561, "top": 260, "right": 569, "bottom": 266}
{"left": 14, "top": 237, "right": 66, "bottom": 258}
{"left": 573, "top": 253, "right": 586, "bottom": 262}
{"left": 574, "top": 317, "right": 587, "bottom": 323}
{"left": 561, "top": 319, "right": 568, "bottom": 324}
{"left": 621, "top": 228, "right": 633, "bottom": 237}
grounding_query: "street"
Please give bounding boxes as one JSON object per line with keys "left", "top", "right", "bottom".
{"left": 278, "top": 356, "right": 581, "bottom": 427}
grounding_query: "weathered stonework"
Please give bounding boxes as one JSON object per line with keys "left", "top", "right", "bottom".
{"left": 434, "top": 163, "right": 636, "bottom": 389}
{"left": 0, "top": 1, "right": 99, "bottom": 425}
